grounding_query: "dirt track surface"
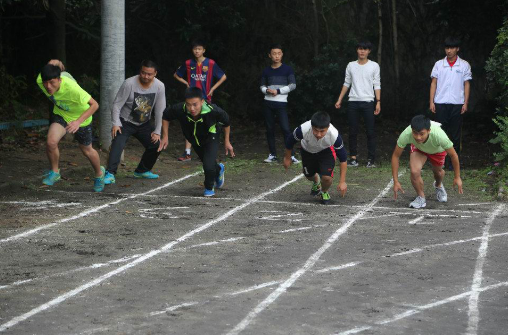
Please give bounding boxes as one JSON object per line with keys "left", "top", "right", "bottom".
{"left": 1, "top": 132, "right": 507, "bottom": 335}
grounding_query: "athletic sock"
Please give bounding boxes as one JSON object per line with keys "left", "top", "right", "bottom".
{"left": 185, "top": 149, "right": 191, "bottom": 155}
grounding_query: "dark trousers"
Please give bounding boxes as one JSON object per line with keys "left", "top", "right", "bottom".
{"left": 106, "top": 118, "right": 161, "bottom": 174}
{"left": 434, "top": 104, "right": 462, "bottom": 156}
{"left": 262, "top": 100, "right": 294, "bottom": 156}
{"left": 347, "top": 101, "right": 376, "bottom": 161}
{"left": 192, "top": 136, "right": 221, "bottom": 190}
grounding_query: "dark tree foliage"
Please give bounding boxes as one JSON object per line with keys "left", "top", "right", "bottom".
{"left": 0, "top": 0, "right": 506, "bottom": 125}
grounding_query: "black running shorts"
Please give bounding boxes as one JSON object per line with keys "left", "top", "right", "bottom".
{"left": 51, "top": 114, "right": 93, "bottom": 146}
{"left": 300, "top": 147, "right": 336, "bottom": 178}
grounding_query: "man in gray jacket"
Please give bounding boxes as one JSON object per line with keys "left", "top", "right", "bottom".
{"left": 104, "top": 60, "right": 166, "bottom": 185}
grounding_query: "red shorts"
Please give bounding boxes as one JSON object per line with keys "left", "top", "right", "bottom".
{"left": 410, "top": 144, "right": 447, "bottom": 166}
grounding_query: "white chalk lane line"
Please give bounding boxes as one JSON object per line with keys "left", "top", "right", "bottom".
{"left": 334, "top": 280, "right": 508, "bottom": 335}
{"left": 466, "top": 203, "right": 506, "bottom": 335}
{"left": 0, "top": 172, "right": 201, "bottom": 245}
{"left": 226, "top": 175, "right": 400, "bottom": 335}
{"left": 0, "top": 174, "right": 304, "bottom": 333}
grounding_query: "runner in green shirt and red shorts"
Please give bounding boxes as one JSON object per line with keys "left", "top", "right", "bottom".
{"left": 391, "top": 115, "right": 463, "bottom": 208}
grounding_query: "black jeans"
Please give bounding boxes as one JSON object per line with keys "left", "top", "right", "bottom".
{"left": 347, "top": 101, "right": 376, "bottom": 161}
{"left": 434, "top": 103, "right": 462, "bottom": 156}
{"left": 192, "top": 135, "right": 221, "bottom": 190}
{"left": 106, "top": 118, "right": 161, "bottom": 174}
{"left": 262, "top": 100, "right": 294, "bottom": 157}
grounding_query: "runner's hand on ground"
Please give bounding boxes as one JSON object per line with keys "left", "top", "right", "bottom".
{"left": 283, "top": 156, "right": 291, "bottom": 170}
{"left": 393, "top": 181, "right": 404, "bottom": 199}
{"left": 338, "top": 182, "right": 347, "bottom": 197}
{"left": 453, "top": 177, "right": 464, "bottom": 194}
{"left": 225, "top": 143, "right": 235, "bottom": 157}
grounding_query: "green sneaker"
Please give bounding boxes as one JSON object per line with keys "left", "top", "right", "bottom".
{"left": 93, "top": 166, "right": 106, "bottom": 192}
{"left": 42, "top": 170, "right": 61, "bottom": 186}
{"left": 320, "top": 191, "right": 331, "bottom": 205}
{"left": 310, "top": 182, "right": 322, "bottom": 196}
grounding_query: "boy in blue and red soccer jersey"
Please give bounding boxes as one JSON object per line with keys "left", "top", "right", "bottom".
{"left": 174, "top": 40, "right": 227, "bottom": 161}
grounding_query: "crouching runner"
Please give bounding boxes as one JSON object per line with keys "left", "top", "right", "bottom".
{"left": 159, "top": 87, "right": 235, "bottom": 196}
{"left": 283, "top": 111, "right": 347, "bottom": 204}
{"left": 391, "top": 114, "right": 463, "bottom": 208}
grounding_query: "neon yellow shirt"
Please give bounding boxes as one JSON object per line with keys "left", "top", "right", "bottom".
{"left": 397, "top": 121, "right": 453, "bottom": 154}
{"left": 37, "top": 74, "right": 92, "bottom": 127}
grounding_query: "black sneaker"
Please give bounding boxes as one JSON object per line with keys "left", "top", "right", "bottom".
{"left": 347, "top": 159, "right": 359, "bottom": 167}
{"left": 366, "top": 160, "right": 376, "bottom": 168}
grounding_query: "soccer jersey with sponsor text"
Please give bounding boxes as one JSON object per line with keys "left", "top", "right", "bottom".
{"left": 397, "top": 121, "right": 453, "bottom": 154}
{"left": 37, "top": 73, "right": 92, "bottom": 127}
{"left": 175, "top": 58, "right": 225, "bottom": 102}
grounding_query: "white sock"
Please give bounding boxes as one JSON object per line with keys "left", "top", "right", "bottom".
{"left": 185, "top": 149, "right": 191, "bottom": 155}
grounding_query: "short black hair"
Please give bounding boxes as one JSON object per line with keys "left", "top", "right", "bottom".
{"left": 140, "top": 60, "right": 158, "bottom": 72}
{"left": 191, "top": 39, "right": 206, "bottom": 49}
{"left": 184, "top": 87, "right": 204, "bottom": 100}
{"left": 41, "top": 64, "right": 61, "bottom": 82}
{"left": 270, "top": 44, "right": 283, "bottom": 52}
{"left": 410, "top": 115, "right": 431, "bottom": 132}
{"left": 356, "top": 41, "right": 373, "bottom": 50}
{"left": 311, "top": 112, "right": 331, "bottom": 129}
{"left": 444, "top": 37, "right": 461, "bottom": 48}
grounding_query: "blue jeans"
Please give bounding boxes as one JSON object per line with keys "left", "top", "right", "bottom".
{"left": 262, "top": 100, "right": 294, "bottom": 156}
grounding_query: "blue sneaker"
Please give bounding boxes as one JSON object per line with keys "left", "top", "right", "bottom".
{"left": 133, "top": 171, "right": 159, "bottom": 179}
{"left": 104, "top": 171, "right": 116, "bottom": 185}
{"left": 215, "top": 163, "right": 225, "bottom": 188}
{"left": 204, "top": 188, "right": 215, "bottom": 197}
{"left": 42, "top": 170, "right": 61, "bottom": 186}
{"left": 93, "top": 166, "right": 106, "bottom": 192}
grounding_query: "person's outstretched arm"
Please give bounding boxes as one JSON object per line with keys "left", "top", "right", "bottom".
{"left": 391, "top": 145, "right": 405, "bottom": 199}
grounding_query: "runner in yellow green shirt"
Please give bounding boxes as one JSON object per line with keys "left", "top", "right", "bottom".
{"left": 391, "top": 115, "right": 463, "bottom": 208}
{"left": 37, "top": 59, "right": 105, "bottom": 192}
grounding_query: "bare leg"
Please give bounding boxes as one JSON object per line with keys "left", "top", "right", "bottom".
{"left": 409, "top": 151, "right": 428, "bottom": 198}
{"left": 320, "top": 175, "right": 333, "bottom": 192}
{"left": 185, "top": 139, "right": 192, "bottom": 151}
{"left": 79, "top": 144, "right": 103, "bottom": 177}
{"left": 46, "top": 123, "right": 67, "bottom": 172}
{"left": 432, "top": 163, "right": 445, "bottom": 187}
{"left": 305, "top": 173, "right": 320, "bottom": 184}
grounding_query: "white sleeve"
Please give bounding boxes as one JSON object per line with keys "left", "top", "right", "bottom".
{"left": 343, "top": 64, "right": 352, "bottom": 88}
{"left": 463, "top": 62, "right": 472, "bottom": 81}
{"left": 373, "top": 63, "right": 381, "bottom": 90}
{"left": 430, "top": 62, "right": 439, "bottom": 79}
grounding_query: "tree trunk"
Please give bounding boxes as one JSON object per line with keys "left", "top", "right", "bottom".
{"left": 100, "top": 0, "right": 125, "bottom": 151}
{"left": 46, "top": 0, "right": 66, "bottom": 64}
{"left": 376, "top": 0, "right": 382, "bottom": 67}
{"left": 391, "top": 0, "right": 399, "bottom": 113}
{"left": 311, "top": 0, "right": 319, "bottom": 58}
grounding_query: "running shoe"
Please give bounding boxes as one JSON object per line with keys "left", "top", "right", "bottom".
{"left": 320, "top": 191, "right": 331, "bottom": 205}
{"left": 178, "top": 152, "right": 191, "bottom": 161}
{"left": 291, "top": 156, "right": 300, "bottom": 164}
{"left": 347, "top": 159, "right": 359, "bottom": 167}
{"left": 434, "top": 181, "right": 448, "bottom": 203}
{"left": 133, "top": 171, "right": 159, "bottom": 179}
{"left": 104, "top": 171, "right": 116, "bottom": 185}
{"left": 204, "top": 188, "right": 215, "bottom": 197}
{"left": 216, "top": 163, "right": 225, "bottom": 188}
{"left": 42, "top": 170, "right": 61, "bottom": 186}
{"left": 93, "top": 166, "right": 106, "bottom": 192}
{"left": 264, "top": 154, "right": 277, "bottom": 163}
{"left": 310, "top": 182, "right": 322, "bottom": 196}
{"left": 409, "top": 196, "right": 426, "bottom": 209}
{"left": 366, "top": 159, "right": 376, "bottom": 168}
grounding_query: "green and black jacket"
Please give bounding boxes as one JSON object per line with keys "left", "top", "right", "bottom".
{"left": 163, "top": 102, "right": 230, "bottom": 146}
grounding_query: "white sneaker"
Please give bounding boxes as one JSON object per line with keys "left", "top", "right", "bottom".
{"left": 409, "top": 196, "right": 426, "bottom": 209}
{"left": 434, "top": 181, "right": 448, "bottom": 203}
{"left": 264, "top": 154, "right": 277, "bottom": 163}
{"left": 291, "top": 156, "right": 300, "bottom": 164}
